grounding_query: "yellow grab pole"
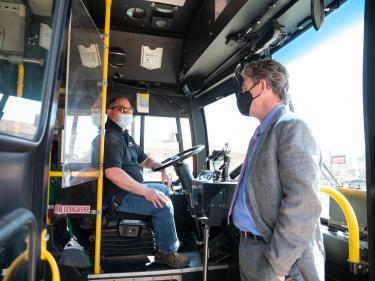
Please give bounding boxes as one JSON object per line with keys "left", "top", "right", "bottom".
{"left": 41, "top": 229, "right": 60, "bottom": 281}
{"left": 17, "top": 64, "right": 24, "bottom": 97}
{"left": 94, "top": 0, "right": 112, "bottom": 274}
{"left": 320, "top": 186, "right": 360, "bottom": 263}
{"left": 4, "top": 232, "right": 60, "bottom": 281}
{"left": 3, "top": 250, "right": 28, "bottom": 281}
{"left": 49, "top": 170, "right": 100, "bottom": 177}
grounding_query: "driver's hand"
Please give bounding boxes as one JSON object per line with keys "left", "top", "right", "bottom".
{"left": 161, "top": 169, "right": 172, "bottom": 189}
{"left": 144, "top": 188, "right": 169, "bottom": 208}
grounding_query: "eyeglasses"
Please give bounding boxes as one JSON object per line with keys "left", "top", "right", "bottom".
{"left": 111, "top": 106, "right": 133, "bottom": 113}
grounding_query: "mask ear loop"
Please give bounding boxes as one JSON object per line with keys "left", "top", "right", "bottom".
{"left": 251, "top": 79, "right": 264, "bottom": 100}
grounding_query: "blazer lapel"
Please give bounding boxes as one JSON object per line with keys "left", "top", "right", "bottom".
{"left": 249, "top": 105, "right": 288, "bottom": 171}
{"left": 244, "top": 105, "right": 288, "bottom": 240}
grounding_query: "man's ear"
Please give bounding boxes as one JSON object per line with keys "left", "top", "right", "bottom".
{"left": 260, "top": 79, "right": 272, "bottom": 95}
{"left": 107, "top": 108, "right": 112, "bottom": 118}
{"left": 259, "top": 79, "right": 267, "bottom": 91}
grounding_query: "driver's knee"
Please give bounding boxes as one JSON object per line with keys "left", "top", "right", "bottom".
{"left": 163, "top": 198, "right": 174, "bottom": 212}
{"left": 153, "top": 197, "right": 174, "bottom": 216}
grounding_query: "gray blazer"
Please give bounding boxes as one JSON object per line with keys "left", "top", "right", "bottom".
{"left": 245, "top": 105, "right": 325, "bottom": 281}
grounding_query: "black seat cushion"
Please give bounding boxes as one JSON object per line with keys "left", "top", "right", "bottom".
{"left": 104, "top": 211, "right": 150, "bottom": 222}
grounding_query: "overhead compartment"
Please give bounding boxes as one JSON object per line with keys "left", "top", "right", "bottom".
{"left": 108, "top": 31, "right": 183, "bottom": 85}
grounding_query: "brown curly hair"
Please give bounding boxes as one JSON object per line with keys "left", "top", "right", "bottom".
{"left": 242, "top": 59, "right": 289, "bottom": 104}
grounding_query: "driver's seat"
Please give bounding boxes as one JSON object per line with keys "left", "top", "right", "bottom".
{"left": 100, "top": 204, "right": 156, "bottom": 263}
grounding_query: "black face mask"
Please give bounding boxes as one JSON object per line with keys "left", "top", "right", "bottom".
{"left": 235, "top": 82, "right": 261, "bottom": 116}
{"left": 236, "top": 91, "right": 253, "bottom": 116}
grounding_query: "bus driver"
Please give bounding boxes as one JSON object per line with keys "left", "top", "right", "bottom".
{"left": 103, "top": 96, "right": 189, "bottom": 269}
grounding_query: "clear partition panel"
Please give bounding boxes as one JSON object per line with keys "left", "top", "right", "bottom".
{"left": 62, "top": 0, "right": 103, "bottom": 188}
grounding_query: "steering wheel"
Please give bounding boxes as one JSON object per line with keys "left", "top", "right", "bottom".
{"left": 152, "top": 145, "right": 205, "bottom": 172}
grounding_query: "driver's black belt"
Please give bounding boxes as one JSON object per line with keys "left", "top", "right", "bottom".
{"left": 112, "top": 192, "right": 126, "bottom": 209}
{"left": 102, "top": 191, "right": 126, "bottom": 225}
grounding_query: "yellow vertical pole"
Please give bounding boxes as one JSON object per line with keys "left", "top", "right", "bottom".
{"left": 41, "top": 229, "right": 60, "bottom": 281}
{"left": 94, "top": 0, "right": 112, "bottom": 274}
{"left": 17, "top": 64, "right": 24, "bottom": 97}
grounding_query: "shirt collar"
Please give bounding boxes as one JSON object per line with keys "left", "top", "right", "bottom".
{"left": 259, "top": 104, "right": 284, "bottom": 135}
{"left": 106, "top": 118, "right": 123, "bottom": 132}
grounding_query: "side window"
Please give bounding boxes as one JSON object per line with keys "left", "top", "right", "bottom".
{"left": 132, "top": 115, "right": 141, "bottom": 144}
{"left": 0, "top": 0, "right": 57, "bottom": 140}
{"left": 273, "top": 0, "right": 365, "bottom": 218}
{"left": 142, "top": 116, "right": 180, "bottom": 182}
{"left": 204, "top": 95, "right": 259, "bottom": 172}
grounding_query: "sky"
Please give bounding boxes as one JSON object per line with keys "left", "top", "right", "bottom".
{"left": 274, "top": 0, "right": 365, "bottom": 158}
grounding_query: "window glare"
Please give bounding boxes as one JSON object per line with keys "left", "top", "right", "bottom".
{"left": 204, "top": 95, "right": 259, "bottom": 172}
{"left": 143, "top": 116, "right": 180, "bottom": 182}
{"left": 180, "top": 118, "right": 193, "bottom": 172}
{"left": 274, "top": 0, "right": 365, "bottom": 216}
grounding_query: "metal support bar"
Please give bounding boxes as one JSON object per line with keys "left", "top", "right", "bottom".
{"left": 17, "top": 64, "right": 24, "bottom": 97}
{"left": 40, "top": 229, "right": 60, "bottom": 281}
{"left": 94, "top": 0, "right": 112, "bottom": 274}
{"left": 320, "top": 186, "right": 363, "bottom": 274}
{"left": 203, "top": 223, "right": 210, "bottom": 281}
{"left": 0, "top": 54, "right": 44, "bottom": 65}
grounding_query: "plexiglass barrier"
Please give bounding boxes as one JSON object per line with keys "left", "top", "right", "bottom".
{"left": 62, "top": 0, "right": 103, "bottom": 188}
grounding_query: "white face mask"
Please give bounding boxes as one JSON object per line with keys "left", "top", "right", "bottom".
{"left": 117, "top": 114, "right": 133, "bottom": 130}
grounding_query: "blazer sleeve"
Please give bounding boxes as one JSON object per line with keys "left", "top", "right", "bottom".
{"left": 264, "top": 118, "right": 322, "bottom": 276}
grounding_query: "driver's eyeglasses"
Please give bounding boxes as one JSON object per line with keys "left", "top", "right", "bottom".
{"left": 111, "top": 106, "right": 133, "bottom": 113}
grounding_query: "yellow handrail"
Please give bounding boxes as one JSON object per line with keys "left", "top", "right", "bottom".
{"left": 3, "top": 250, "right": 28, "bottom": 281}
{"left": 49, "top": 170, "right": 100, "bottom": 177}
{"left": 94, "top": 0, "right": 112, "bottom": 274}
{"left": 41, "top": 229, "right": 60, "bottom": 281}
{"left": 320, "top": 186, "right": 360, "bottom": 264}
{"left": 17, "top": 64, "right": 24, "bottom": 97}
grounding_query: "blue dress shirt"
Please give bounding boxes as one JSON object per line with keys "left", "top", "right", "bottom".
{"left": 232, "top": 104, "right": 284, "bottom": 234}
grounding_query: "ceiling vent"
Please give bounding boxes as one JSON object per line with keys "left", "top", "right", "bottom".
{"left": 126, "top": 7, "right": 146, "bottom": 20}
{"left": 150, "top": 3, "right": 175, "bottom": 29}
{"left": 108, "top": 46, "right": 126, "bottom": 68}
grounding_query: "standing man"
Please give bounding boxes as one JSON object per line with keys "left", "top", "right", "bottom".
{"left": 104, "top": 96, "right": 189, "bottom": 268}
{"left": 229, "top": 59, "right": 324, "bottom": 281}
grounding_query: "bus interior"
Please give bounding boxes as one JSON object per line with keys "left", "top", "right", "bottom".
{"left": 0, "top": 0, "right": 374, "bottom": 281}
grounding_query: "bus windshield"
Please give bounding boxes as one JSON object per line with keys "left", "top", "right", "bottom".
{"left": 274, "top": 0, "right": 366, "bottom": 190}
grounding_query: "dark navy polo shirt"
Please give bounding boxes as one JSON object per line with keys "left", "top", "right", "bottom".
{"left": 104, "top": 118, "right": 148, "bottom": 200}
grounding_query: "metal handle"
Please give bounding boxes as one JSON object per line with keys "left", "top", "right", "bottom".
{"left": 41, "top": 229, "right": 60, "bottom": 281}
{"left": 320, "top": 186, "right": 362, "bottom": 274}
{"left": 0, "top": 208, "right": 38, "bottom": 281}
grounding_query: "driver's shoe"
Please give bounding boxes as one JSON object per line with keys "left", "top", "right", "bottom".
{"left": 155, "top": 251, "right": 190, "bottom": 268}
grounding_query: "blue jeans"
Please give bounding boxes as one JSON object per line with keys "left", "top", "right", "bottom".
{"left": 116, "top": 183, "right": 180, "bottom": 253}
